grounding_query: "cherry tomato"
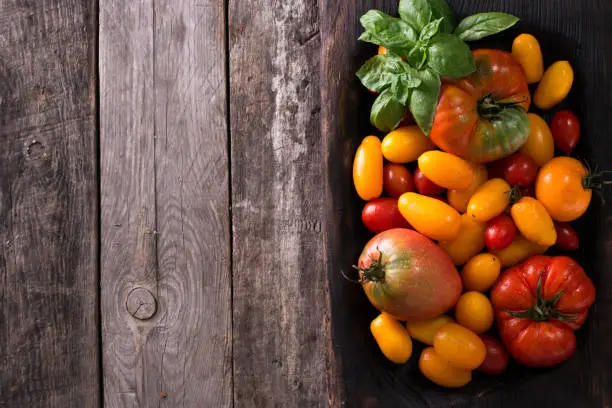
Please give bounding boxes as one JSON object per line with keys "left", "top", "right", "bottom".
{"left": 414, "top": 168, "right": 445, "bottom": 196}
{"left": 467, "top": 178, "right": 511, "bottom": 222}
{"left": 511, "top": 197, "right": 557, "bottom": 247}
{"left": 554, "top": 222, "right": 580, "bottom": 251}
{"left": 407, "top": 315, "right": 454, "bottom": 346}
{"left": 484, "top": 215, "right": 516, "bottom": 251}
{"left": 433, "top": 323, "right": 486, "bottom": 370}
{"left": 370, "top": 313, "right": 413, "bottom": 363}
{"left": 478, "top": 335, "right": 509, "bottom": 375}
{"left": 520, "top": 113, "right": 554, "bottom": 167}
{"left": 353, "top": 136, "right": 383, "bottom": 200}
{"left": 490, "top": 234, "right": 548, "bottom": 268}
{"left": 362, "top": 198, "right": 411, "bottom": 234}
{"left": 520, "top": 185, "right": 535, "bottom": 198}
{"left": 381, "top": 126, "right": 435, "bottom": 164}
{"left": 448, "top": 163, "right": 488, "bottom": 213}
{"left": 462, "top": 253, "right": 501, "bottom": 292}
{"left": 439, "top": 214, "right": 486, "bottom": 266}
{"left": 551, "top": 110, "right": 581, "bottom": 154}
{"left": 503, "top": 152, "right": 538, "bottom": 187}
{"left": 512, "top": 34, "right": 543, "bottom": 84}
{"left": 417, "top": 151, "right": 474, "bottom": 190}
{"left": 534, "top": 61, "right": 574, "bottom": 110}
{"left": 383, "top": 164, "right": 414, "bottom": 198}
{"left": 455, "top": 292, "right": 494, "bottom": 334}
{"left": 419, "top": 347, "right": 472, "bottom": 388}
{"left": 536, "top": 157, "right": 592, "bottom": 222}
{"left": 398, "top": 193, "right": 460, "bottom": 241}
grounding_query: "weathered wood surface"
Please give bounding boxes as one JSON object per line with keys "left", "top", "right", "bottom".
{"left": 228, "top": 0, "right": 338, "bottom": 406}
{"left": 0, "top": 0, "right": 99, "bottom": 407}
{"left": 100, "top": 0, "right": 231, "bottom": 406}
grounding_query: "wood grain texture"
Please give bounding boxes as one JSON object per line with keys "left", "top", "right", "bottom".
{"left": 321, "top": 0, "right": 612, "bottom": 407}
{"left": 228, "top": 0, "right": 334, "bottom": 406}
{"left": 0, "top": 0, "right": 99, "bottom": 407}
{"left": 100, "top": 0, "right": 231, "bottom": 407}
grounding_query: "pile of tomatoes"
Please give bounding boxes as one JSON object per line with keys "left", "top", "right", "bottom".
{"left": 353, "top": 33, "right": 597, "bottom": 388}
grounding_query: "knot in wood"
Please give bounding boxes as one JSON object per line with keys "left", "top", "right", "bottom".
{"left": 126, "top": 287, "right": 157, "bottom": 320}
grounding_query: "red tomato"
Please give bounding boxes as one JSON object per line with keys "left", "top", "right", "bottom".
{"left": 491, "top": 255, "right": 596, "bottom": 367}
{"left": 477, "top": 335, "right": 510, "bottom": 374}
{"left": 362, "top": 198, "right": 411, "bottom": 234}
{"left": 484, "top": 215, "right": 517, "bottom": 251}
{"left": 554, "top": 222, "right": 579, "bottom": 251}
{"left": 550, "top": 110, "right": 581, "bottom": 154}
{"left": 503, "top": 153, "right": 539, "bottom": 187}
{"left": 414, "top": 168, "right": 444, "bottom": 196}
{"left": 520, "top": 185, "right": 535, "bottom": 198}
{"left": 383, "top": 164, "right": 414, "bottom": 198}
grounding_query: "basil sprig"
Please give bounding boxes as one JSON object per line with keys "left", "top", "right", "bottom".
{"left": 356, "top": 0, "right": 519, "bottom": 134}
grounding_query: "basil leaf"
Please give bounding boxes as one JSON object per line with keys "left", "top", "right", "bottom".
{"left": 359, "top": 10, "right": 418, "bottom": 57}
{"left": 407, "top": 47, "right": 427, "bottom": 69}
{"left": 419, "top": 18, "right": 443, "bottom": 42}
{"left": 427, "top": 0, "right": 455, "bottom": 33}
{"left": 399, "top": 0, "right": 432, "bottom": 32}
{"left": 427, "top": 33, "right": 476, "bottom": 78}
{"left": 455, "top": 12, "right": 519, "bottom": 41}
{"left": 356, "top": 54, "right": 422, "bottom": 93}
{"left": 391, "top": 75, "right": 412, "bottom": 105}
{"left": 410, "top": 69, "right": 441, "bottom": 135}
{"left": 371, "top": 88, "right": 408, "bottom": 132}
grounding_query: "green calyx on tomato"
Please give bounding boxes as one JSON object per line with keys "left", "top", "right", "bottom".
{"left": 353, "top": 248, "right": 387, "bottom": 282}
{"left": 506, "top": 275, "right": 576, "bottom": 323}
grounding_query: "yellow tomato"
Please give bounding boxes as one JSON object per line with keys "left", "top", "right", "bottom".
{"left": 491, "top": 234, "right": 549, "bottom": 268}
{"left": 455, "top": 292, "right": 494, "bottom": 334}
{"left": 448, "top": 163, "right": 488, "bottom": 213}
{"left": 419, "top": 347, "right": 472, "bottom": 388}
{"left": 370, "top": 313, "right": 413, "bottom": 364}
{"left": 406, "top": 315, "right": 454, "bottom": 346}
{"left": 462, "top": 254, "right": 501, "bottom": 292}
{"left": 511, "top": 197, "right": 557, "bottom": 246}
{"left": 398, "top": 192, "right": 461, "bottom": 241}
{"left": 417, "top": 151, "right": 474, "bottom": 190}
{"left": 534, "top": 61, "right": 574, "bottom": 110}
{"left": 467, "top": 178, "right": 511, "bottom": 222}
{"left": 520, "top": 113, "right": 554, "bottom": 166}
{"left": 433, "top": 323, "right": 486, "bottom": 370}
{"left": 353, "top": 136, "right": 383, "bottom": 200}
{"left": 439, "top": 214, "right": 486, "bottom": 266}
{"left": 512, "top": 34, "right": 543, "bottom": 84}
{"left": 381, "top": 126, "right": 435, "bottom": 163}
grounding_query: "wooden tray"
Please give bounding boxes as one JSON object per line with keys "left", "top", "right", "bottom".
{"left": 321, "top": 1, "right": 612, "bottom": 406}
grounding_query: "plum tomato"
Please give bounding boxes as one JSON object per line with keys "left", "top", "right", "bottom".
{"left": 554, "top": 222, "right": 580, "bottom": 251}
{"left": 433, "top": 323, "right": 487, "bottom": 370}
{"left": 419, "top": 347, "right": 472, "bottom": 388}
{"left": 454, "top": 292, "right": 495, "bottom": 334}
{"left": 462, "top": 253, "right": 501, "bottom": 293}
{"left": 362, "top": 198, "right": 411, "bottom": 234}
{"left": 353, "top": 136, "right": 383, "bottom": 200}
{"left": 484, "top": 215, "right": 517, "bottom": 251}
{"left": 370, "top": 313, "right": 413, "bottom": 363}
{"left": 550, "top": 110, "right": 581, "bottom": 154}
{"left": 414, "top": 168, "right": 445, "bottom": 196}
{"left": 477, "top": 335, "right": 510, "bottom": 374}
{"left": 503, "top": 152, "right": 538, "bottom": 187}
{"left": 383, "top": 164, "right": 414, "bottom": 198}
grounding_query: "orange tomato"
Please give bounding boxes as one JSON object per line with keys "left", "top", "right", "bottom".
{"left": 370, "top": 313, "right": 413, "bottom": 363}
{"left": 417, "top": 151, "right": 474, "bottom": 190}
{"left": 398, "top": 192, "right": 461, "bottom": 241}
{"left": 381, "top": 126, "right": 435, "bottom": 163}
{"left": 490, "top": 234, "right": 549, "bottom": 268}
{"left": 467, "top": 178, "right": 511, "bottom": 222}
{"left": 462, "top": 253, "right": 501, "bottom": 292}
{"left": 419, "top": 347, "right": 472, "bottom": 388}
{"left": 536, "top": 157, "right": 593, "bottom": 222}
{"left": 353, "top": 136, "right": 383, "bottom": 200}
{"left": 455, "top": 292, "right": 495, "bottom": 334}
{"left": 534, "top": 61, "right": 574, "bottom": 110}
{"left": 512, "top": 34, "right": 544, "bottom": 84}
{"left": 510, "top": 197, "right": 557, "bottom": 246}
{"left": 520, "top": 113, "right": 554, "bottom": 166}
{"left": 378, "top": 46, "right": 388, "bottom": 55}
{"left": 448, "top": 163, "right": 488, "bottom": 213}
{"left": 407, "top": 315, "right": 454, "bottom": 346}
{"left": 439, "top": 214, "right": 486, "bottom": 266}
{"left": 433, "top": 323, "right": 486, "bottom": 370}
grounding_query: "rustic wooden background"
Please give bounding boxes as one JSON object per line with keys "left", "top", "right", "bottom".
{"left": 1, "top": 0, "right": 611, "bottom": 407}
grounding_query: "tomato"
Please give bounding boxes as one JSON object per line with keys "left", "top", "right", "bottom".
{"left": 555, "top": 222, "right": 580, "bottom": 251}
{"left": 430, "top": 49, "right": 531, "bottom": 163}
{"left": 407, "top": 315, "right": 454, "bottom": 346}
{"left": 455, "top": 292, "right": 494, "bottom": 334}
{"left": 467, "top": 178, "right": 511, "bottom": 222}
{"left": 378, "top": 46, "right": 388, "bottom": 55}
{"left": 491, "top": 234, "right": 549, "bottom": 268}
{"left": 414, "top": 168, "right": 445, "bottom": 196}
{"left": 383, "top": 164, "right": 413, "bottom": 198}
{"left": 534, "top": 61, "right": 574, "bottom": 110}
{"left": 536, "top": 157, "right": 592, "bottom": 222}
{"left": 462, "top": 253, "right": 501, "bottom": 292}
{"left": 511, "top": 197, "right": 557, "bottom": 247}
{"left": 503, "top": 152, "right": 538, "bottom": 187}
{"left": 448, "top": 163, "right": 488, "bottom": 213}
{"left": 484, "top": 214, "right": 516, "bottom": 251}
{"left": 357, "top": 229, "right": 462, "bottom": 322}
{"left": 417, "top": 151, "right": 474, "bottom": 190}
{"left": 491, "top": 255, "right": 596, "bottom": 367}
{"left": 433, "top": 323, "right": 487, "bottom": 370}
{"left": 381, "top": 126, "right": 435, "bottom": 164}
{"left": 551, "top": 110, "right": 581, "bottom": 154}
{"left": 520, "top": 113, "right": 554, "bottom": 167}
{"left": 398, "top": 193, "right": 461, "bottom": 241}
{"left": 520, "top": 185, "right": 535, "bottom": 198}
{"left": 370, "top": 313, "right": 413, "bottom": 363}
{"left": 512, "top": 34, "right": 544, "bottom": 84}
{"left": 362, "top": 198, "right": 411, "bottom": 234}
{"left": 477, "top": 335, "right": 509, "bottom": 375}
{"left": 439, "top": 214, "right": 486, "bottom": 266}
{"left": 353, "top": 136, "right": 383, "bottom": 200}
{"left": 419, "top": 347, "right": 472, "bottom": 388}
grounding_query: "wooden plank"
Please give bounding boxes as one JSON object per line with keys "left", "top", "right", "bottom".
{"left": 228, "top": 0, "right": 336, "bottom": 406}
{"left": 100, "top": 0, "right": 231, "bottom": 406}
{"left": 0, "top": 0, "right": 99, "bottom": 407}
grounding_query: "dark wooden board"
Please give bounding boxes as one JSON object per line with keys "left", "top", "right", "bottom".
{"left": 321, "top": 0, "right": 612, "bottom": 406}
{"left": 0, "top": 0, "right": 100, "bottom": 407}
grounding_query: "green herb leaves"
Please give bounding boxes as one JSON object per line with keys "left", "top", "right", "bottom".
{"left": 359, "top": 11, "right": 417, "bottom": 58}
{"left": 454, "top": 12, "right": 519, "bottom": 41}
{"left": 409, "top": 70, "right": 441, "bottom": 135}
{"left": 427, "top": 33, "right": 475, "bottom": 78}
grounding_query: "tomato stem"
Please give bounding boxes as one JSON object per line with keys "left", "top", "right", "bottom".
{"left": 353, "top": 248, "right": 386, "bottom": 283}
{"left": 477, "top": 93, "right": 528, "bottom": 119}
{"left": 506, "top": 274, "right": 577, "bottom": 322}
